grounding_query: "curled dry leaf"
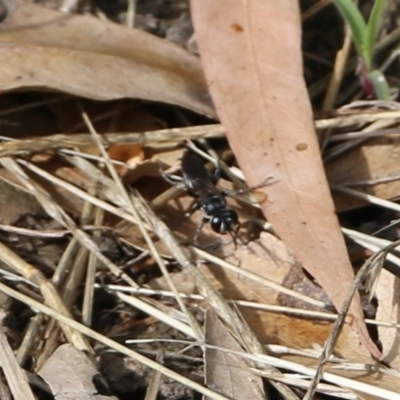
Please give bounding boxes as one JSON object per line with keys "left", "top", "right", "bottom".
{"left": 108, "top": 144, "right": 145, "bottom": 176}
{"left": 0, "top": 2, "right": 215, "bottom": 117}
{"left": 191, "top": 0, "right": 380, "bottom": 358}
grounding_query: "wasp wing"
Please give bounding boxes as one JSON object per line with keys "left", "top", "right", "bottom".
{"left": 181, "top": 151, "right": 221, "bottom": 200}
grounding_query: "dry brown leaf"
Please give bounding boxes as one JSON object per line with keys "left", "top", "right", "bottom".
{"left": 327, "top": 136, "right": 400, "bottom": 211}
{"left": 199, "top": 234, "right": 400, "bottom": 393}
{"left": 39, "top": 344, "right": 116, "bottom": 400}
{"left": 0, "top": 2, "right": 215, "bottom": 117}
{"left": 191, "top": 0, "right": 379, "bottom": 358}
{"left": 204, "top": 310, "right": 265, "bottom": 400}
{"left": 199, "top": 233, "right": 368, "bottom": 358}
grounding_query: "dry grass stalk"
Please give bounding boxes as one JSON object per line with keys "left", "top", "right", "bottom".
{"left": 0, "top": 310, "right": 36, "bottom": 400}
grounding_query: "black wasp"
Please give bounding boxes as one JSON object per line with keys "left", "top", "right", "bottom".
{"left": 181, "top": 151, "right": 239, "bottom": 241}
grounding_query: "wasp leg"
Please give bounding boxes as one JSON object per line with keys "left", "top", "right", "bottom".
{"left": 223, "top": 176, "right": 277, "bottom": 197}
{"left": 192, "top": 217, "right": 207, "bottom": 245}
{"left": 158, "top": 161, "right": 185, "bottom": 188}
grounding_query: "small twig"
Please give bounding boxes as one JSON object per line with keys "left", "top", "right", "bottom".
{"left": 322, "top": 24, "right": 353, "bottom": 110}
{"left": 0, "top": 125, "right": 225, "bottom": 157}
{"left": 331, "top": 184, "right": 400, "bottom": 212}
{"left": 126, "top": 0, "right": 136, "bottom": 28}
{"left": 0, "top": 310, "right": 36, "bottom": 400}
{"left": 82, "top": 197, "right": 104, "bottom": 326}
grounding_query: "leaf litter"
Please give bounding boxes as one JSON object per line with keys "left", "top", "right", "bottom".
{"left": 0, "top": 0, "right": 400, "bottom": 399}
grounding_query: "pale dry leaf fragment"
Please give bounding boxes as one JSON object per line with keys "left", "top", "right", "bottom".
{"left": 204, "top": 310, "right": 266, "bottom": 400}
{"left": 191, "top": 0, "right": 380, "bottom": 358}
{"left": 39, "top": 344, "right": 117, "bottom": 400}
{"left": 148, "top": 268, "right": 197, "bottom": 295}
{"left": 0, "top": 2, "right": 215, "bottom": 117}
{"left": 374, "top": 269, "right": 400, "bottom": 369}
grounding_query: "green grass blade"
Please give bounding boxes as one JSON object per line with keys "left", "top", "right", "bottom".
{"left": 365, "top": 0, "right": 386, "bottom": 69}
{"left": 332, "top": 0, "right": 367, "bottom": 64}
{"left": 368, "top": 69, "right": 391, "bottom": 100}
